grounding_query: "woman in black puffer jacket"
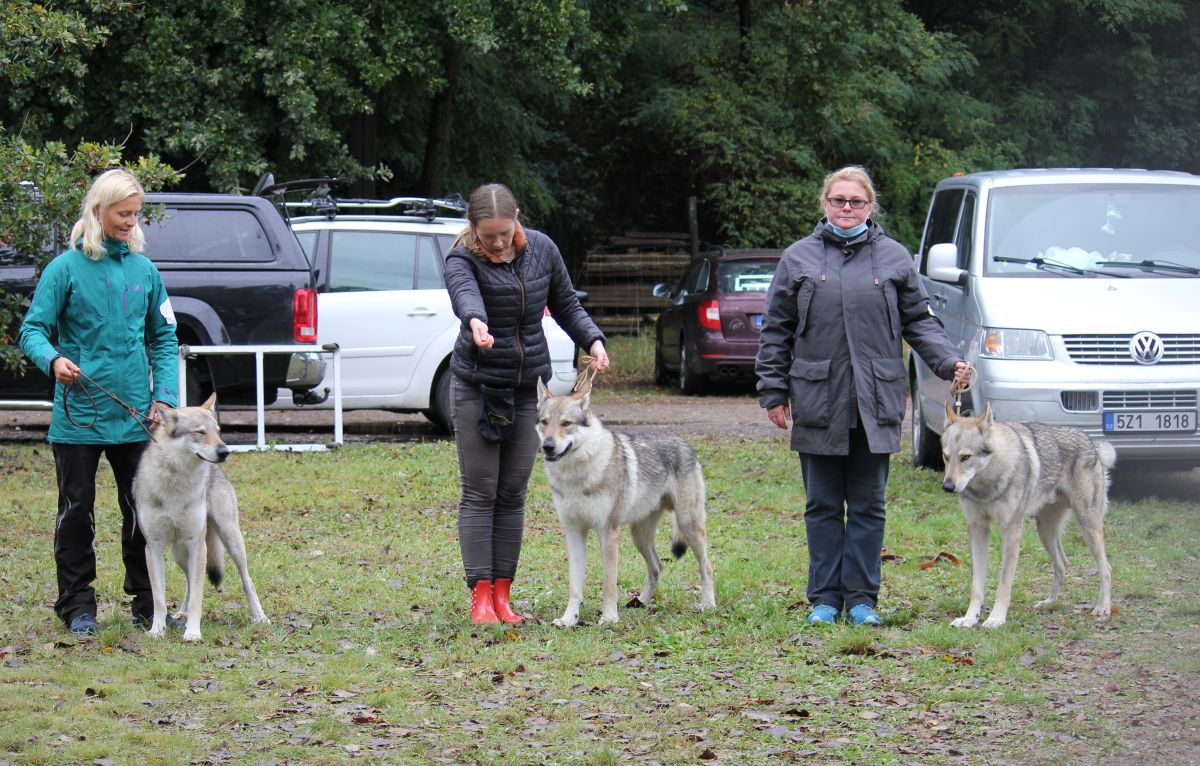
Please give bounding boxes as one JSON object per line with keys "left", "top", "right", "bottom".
{"left": 443, "top": 183, "right": 609, "bottom": 625}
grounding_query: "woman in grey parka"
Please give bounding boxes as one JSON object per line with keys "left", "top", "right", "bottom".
{"left": 755, "top": 166, "right": 968, "bottom": 627}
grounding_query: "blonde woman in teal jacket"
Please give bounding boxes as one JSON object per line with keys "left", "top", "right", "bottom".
{"left": 19, "top": 169, "right": 179, "bottom": 636}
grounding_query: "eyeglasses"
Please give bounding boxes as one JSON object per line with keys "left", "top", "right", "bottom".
{"left": 826, "top": 197, "right": 869, "bottom": 209}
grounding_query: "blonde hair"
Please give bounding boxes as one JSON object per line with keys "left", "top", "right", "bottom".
{"left": 819, "top": 165, "right": 878, "bottom": 217}
{"left": 452, "top": 183, "right": 526, "bottom": 260}
{"left": 69, "top": 169, "right": 146, "bottom": 260}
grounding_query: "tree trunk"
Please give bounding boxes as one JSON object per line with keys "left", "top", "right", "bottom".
{"left": 348, "top": 111, "right": 378, "bottom": 198}
{"left": 418, "top": 41, "right": 464, "bottom": 198}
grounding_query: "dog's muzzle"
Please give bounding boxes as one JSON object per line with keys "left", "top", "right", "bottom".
{"left": 196, "top": 446, "right": 230, "bottom": 464}
{"left": 941, "top": 479, "right": 958, "bottom": 493}
{"left": 542, "top": 441, "right": 571, "bottom": 462}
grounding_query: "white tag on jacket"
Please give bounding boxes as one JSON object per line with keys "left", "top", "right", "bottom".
{"left": 160, "top": 297, "right": 178, "bottom": 325}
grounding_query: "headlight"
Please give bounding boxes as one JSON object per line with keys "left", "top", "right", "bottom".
{"left": 980, "top": 328, "right": 1052, "bottom": 360}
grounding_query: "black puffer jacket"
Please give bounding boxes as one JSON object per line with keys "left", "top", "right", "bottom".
{"left": 444, "top": 228, "right": 604, "bottom": 388}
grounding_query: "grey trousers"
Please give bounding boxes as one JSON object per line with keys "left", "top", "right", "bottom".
{"left": 798, "top": 425, "right": 891, "bottom": 611}
{"left": 450, "top": 375, "right": 540, "bottom": 587}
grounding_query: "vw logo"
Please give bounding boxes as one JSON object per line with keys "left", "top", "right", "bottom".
{"left": 1129, "top": 331, "right": 1164, "bottom": 365}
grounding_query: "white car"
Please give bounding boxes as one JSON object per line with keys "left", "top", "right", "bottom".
{"left": 278, "top": 197, "right": 578, "bottom": 429}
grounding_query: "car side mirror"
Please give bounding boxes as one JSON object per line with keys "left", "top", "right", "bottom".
{"left": 651, "top": 283, "right": 672, "bottom": 299}
{"left": 927, "top": 243, "right": 966, "bottom": 285}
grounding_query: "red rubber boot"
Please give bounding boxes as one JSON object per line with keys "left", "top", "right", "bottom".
{"left": 470, "top": 581, "right": 500, "bottom": 624}
{"left": 492, "top": 578, "right": 523, "bottom": 624}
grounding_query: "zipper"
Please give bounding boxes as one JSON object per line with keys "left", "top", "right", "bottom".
{"left": 508, "top": 261, "right": 526, "bottom": 383}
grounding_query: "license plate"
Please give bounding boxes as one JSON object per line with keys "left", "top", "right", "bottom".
{"left": 753, "top": 314, "right": 763, "bottom": 330}
{"left": 1103, "top": 411, "right": 1196, "bottom": 433}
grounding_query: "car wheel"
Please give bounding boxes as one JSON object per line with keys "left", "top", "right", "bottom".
{"left": 423, "top": 367, "right": 454, "bottom": 434}
{"left": 678, "top": 340, "right": 706, "bottom": 395}
{"left": 910, "top": 369, "right": 943, "bottom": 470}
{"left": 653, "top": 344, "right": 669, "bottom": 386}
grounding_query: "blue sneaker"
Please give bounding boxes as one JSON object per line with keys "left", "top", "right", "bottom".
{"left": 68, "top": 613, "right": 99, "bottom": 636}
{"left": 806, "top": 604, "right": 840, "bottom": 625}
{"left": 847, "top": 604, "right": 882, "bottom": 627}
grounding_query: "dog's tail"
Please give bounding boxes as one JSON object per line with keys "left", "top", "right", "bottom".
{"left": 206, "top": 525, "right": 225, "bottom": 588}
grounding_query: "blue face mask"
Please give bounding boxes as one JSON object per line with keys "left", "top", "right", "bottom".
{"left": 828, "top": 221, "right": 868, "bottom": 239}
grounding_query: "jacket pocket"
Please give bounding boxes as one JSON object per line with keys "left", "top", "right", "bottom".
{"left": 788, "top": 358, "right": 832, "bottom": 427}
{"left": 881, "top": 279, "right": 899, "bottom": 341}
{"left": 871, "top": 357, "right": 907, "bottom": 425}
{"left": 793, "top": 278, "right": 815, "bottom": 337}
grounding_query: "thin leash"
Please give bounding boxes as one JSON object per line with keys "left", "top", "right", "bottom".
{"left": 949, "top": 360, "right": 977, "bottom": 415}
{"left": 573, "top": 353, "right": 601, "bottom": 393}
{"left": 63, "top": 371, "right": 159, "bottom": 440}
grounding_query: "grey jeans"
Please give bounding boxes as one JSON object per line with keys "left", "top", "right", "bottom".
{"left": 451, "top": 375, "right": 540, "bottom": 587}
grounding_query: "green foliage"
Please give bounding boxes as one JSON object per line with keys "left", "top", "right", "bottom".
{"left": 0, "top": 134, "right": 180, "bottom": 373}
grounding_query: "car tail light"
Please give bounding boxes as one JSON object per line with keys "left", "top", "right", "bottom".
{"left": 293, "top": 288, "right": 318, "bottom": 342}
{"left": 698, "top": 299, "right": 721, "bottom": 330}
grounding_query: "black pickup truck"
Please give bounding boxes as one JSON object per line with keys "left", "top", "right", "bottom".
{"left": 0, "top": 192, "right": 324, "bottom": 409}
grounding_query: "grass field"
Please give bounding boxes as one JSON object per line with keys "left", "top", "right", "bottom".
{"left": 0, "top": 334, "right": 1197, "bottom": 765}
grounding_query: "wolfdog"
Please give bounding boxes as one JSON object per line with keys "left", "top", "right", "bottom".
{"left": 536, "top": 378, "right": 716, "bottom": 626}
{"left": 941, "top": 402, "right": 1116, "bottom": 628}
{"left": 134, "top": 394, "right": 269, "bottom": 641}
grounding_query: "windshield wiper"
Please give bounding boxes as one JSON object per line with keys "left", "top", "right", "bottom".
{"left": 993, "top": 255, "right": 1085, "bottom": 276}
{"left": 1093, "top": 259, "right": 1200, "bottom": 276}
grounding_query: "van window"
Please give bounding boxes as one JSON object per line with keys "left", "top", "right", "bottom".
{"left": 985, "top": 184, "right": 1200, "bottom": 277}
{"left": 144, "top": 208, "right": 274, "bottom": 263}
{"left": 329, "top": 231, "right": 421, "bottom": 291}
{"left": 956, "top": 192, "right": 976, "bottom": 270}
{"left": 920, "top": 189, "right": 965, "bottom": 274}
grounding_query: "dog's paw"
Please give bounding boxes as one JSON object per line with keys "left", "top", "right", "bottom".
{"left": 146, "top": 625, "right": 166, "bottom": 638}
{"left": 597, "top": 610, "right": 619, "bottom": 626}
{"left": 981, "top": 615, "right": 1007, "bottom": 629}
{"left": 950, "top": 615, "right": 978, "bottom": 628}
{"left": 182, "top": 630, "right": 202, "bottom": 642}
{"left": 253, "top": 616, "right": 271, "bottom": 626}
{"left": 1091, "top": 604, "right": 1112, "bottom": 619}
{"left": 552, "top": 614, "right": 579, "bottom": 628}
{"left": 1032, "top": 598, "right": 1056, "bottom": 610}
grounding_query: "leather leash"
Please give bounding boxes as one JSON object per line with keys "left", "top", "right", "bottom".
{"left": 63, "top": 371, "right": 159, "bottom": 440}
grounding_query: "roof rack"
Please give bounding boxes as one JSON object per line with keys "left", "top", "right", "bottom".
{"left": 286, "top": 194, "right": 467, "bottom": 222}
{"left": 251, "top": 173, "right": 467, "bottom": 222}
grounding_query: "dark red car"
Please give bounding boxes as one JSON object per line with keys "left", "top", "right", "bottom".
{"left": 652, "top": 248, "right": 781, "bottom": 393}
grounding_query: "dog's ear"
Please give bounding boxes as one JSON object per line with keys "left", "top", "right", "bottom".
{"left": 202, "top": 392, "right": 218, "bottom": 411}
{"left": 537, "top": 377, "right": 551, "bottom": 406}
{"left": 944, "top": 400, "right": 958, "bottom": 426}
{"left": 155, "top": 405, "right": 178, "bottom": 433}
{"left": 979, "top": 402, "right": 994, "bottom": 429}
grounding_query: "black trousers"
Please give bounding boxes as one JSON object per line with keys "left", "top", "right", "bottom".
{"left": 798, "top": 425, "right": 891, "bottom": 611}
{"left": 450, "top": 376, "right": 540, "bottom": 588}
{"left": 51, "top": 442, "right": 152, "bottom": 624}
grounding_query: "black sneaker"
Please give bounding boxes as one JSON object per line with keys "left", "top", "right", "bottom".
{"left": 68, "top": 614, "right": 99, "bottom": 636}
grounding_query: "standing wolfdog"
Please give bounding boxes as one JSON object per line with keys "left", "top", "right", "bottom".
{"left": 536, "top": 378, "right": 716, "bottom": 626}
{"left": 134, "top": 394, "right": 269, "bottom": 641}
{"left": 941, "top": 402, "right": 1116, "bottom": 628}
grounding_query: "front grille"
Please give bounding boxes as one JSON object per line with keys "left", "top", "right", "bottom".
{"left": 1063, "top": 334, "right": 1200, "bottom": 365}
{"left": 1101, "top": 390, "right": 1198, "bottom": 410}
{"left": 1061, "top": 391, "right": 1100, "bottom": 412}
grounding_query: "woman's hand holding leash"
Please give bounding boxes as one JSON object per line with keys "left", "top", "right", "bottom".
{"left": 51, "top": 356, "right": 81, "bottom": 385}
{"left": 587, "top": 341, "right": 609, "bottom": 373}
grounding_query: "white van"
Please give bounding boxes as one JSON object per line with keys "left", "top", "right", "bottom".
{"left": 909, "top": 168, "right": 1200, "bottom": 471}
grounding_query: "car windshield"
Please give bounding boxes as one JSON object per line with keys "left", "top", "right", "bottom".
{"left": 984, "top": 183, "right": 1200, "bottom": 278}
{"left": 717, "top": 260, "right": 776, "bottom": 293}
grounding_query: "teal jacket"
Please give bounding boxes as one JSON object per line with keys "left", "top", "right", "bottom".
{"left": 19, "top": 238, "right": 179, "bottom": 444}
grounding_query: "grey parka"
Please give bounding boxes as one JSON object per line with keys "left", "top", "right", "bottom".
{"left": 755, "top": 220, "right": 961, "bottom": 455}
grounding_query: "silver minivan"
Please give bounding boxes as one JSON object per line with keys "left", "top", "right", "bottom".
{"left": 909, "top": 168, "right": 1200, "bottom": 471}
